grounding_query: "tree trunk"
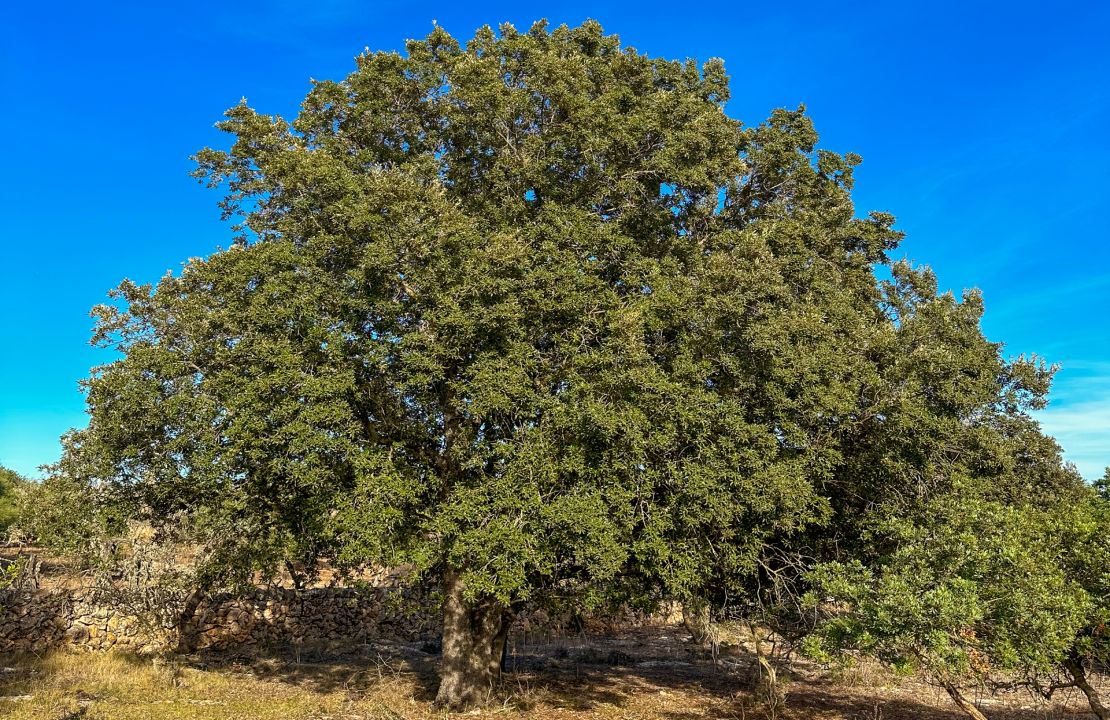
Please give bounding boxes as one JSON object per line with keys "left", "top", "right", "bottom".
{"left": 489, "top": 610, "right": 512, "bottom": 678}
{"left": 433, "top": 570, "right": 509, "bottom": 710}
{"left": 941, "top": 680, "right": 990, "bottom": 720}
{"left": 175, "top": 588, "right": 206, "bottom": 655}
{"left": 682, "top": 599, "right": 713, "bottom": 646}
{"left": 1064, "top": 653, "right": 1109, "bottom": 720}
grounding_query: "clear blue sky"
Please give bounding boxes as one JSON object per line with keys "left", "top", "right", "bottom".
{"left": 1, "top": 1, "right": 1108, "bottom": 479}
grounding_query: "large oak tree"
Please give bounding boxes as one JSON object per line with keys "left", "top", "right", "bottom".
{"left": 63, "top": 20, "right": 916, "bottom": 707}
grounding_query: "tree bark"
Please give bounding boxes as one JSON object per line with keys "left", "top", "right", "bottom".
{"left": 433, "top": 570, "right": 508, "bottom": 710}
{"left": 1064, "top": 653, "right": 1109, "bottom": 720}
{"left": 489, "top": 609, "right": 512, "bottom": 678}
{"left": 175, "top": 588, "right": 206, "bottom": 655}
{"left": 285, "top": 560, "right": 305, "bottom": 590}
{"left": 941, "top": 680, "right": 990, "bottom": 720}
{"left": 682, "top": 599, "right": 713, "bottom": 646}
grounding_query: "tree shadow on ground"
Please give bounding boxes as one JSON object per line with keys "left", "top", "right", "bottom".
{"left": 177, "top": 629, "right": 1102, "bottom": 720}
{"left": 261, "top": 630, "right": 1101, "bottom": 718}
{"left": 769, "top": 674, "right": 1099, "bottom": 720}
{"left": 11, "top": 629, "right": 1101, "bottom": 719}
{"left": 181, "top": 627, "right": 737, "bottom": 704}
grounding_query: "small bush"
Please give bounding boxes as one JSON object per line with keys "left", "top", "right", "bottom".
{"left": 0, "top": 466, "right": 26, "bottom": 533}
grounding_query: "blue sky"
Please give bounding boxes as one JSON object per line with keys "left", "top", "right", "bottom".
{"left": 1, "top": 1, "right": 1107, "bottom": 479}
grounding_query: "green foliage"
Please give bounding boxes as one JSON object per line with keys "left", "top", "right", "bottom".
{"left": 0, "top": 467, "right": 27, "bottom": 614}
{"left": 0, "top": 556, "right": 22, "bottom": 615}
{"left": 44, "top": 25, "right": 1109, "bottom": 710}
{"left": 16, "top": 470, "right": 126, "bottom": 562}
{"left": 804, "top": 494, "right": 1089, "bottom": 680}
{"left": 1057, "top": 485, "right": 1110, "bottom": 668}
{"left": 785, "top": 252, "right": 1101, "bottom": 702}
{"left": 0, "top": 466, "right": 25, "bottom": 532}
{"left": 61, "top": 20, "right": 907, "bottom": 610}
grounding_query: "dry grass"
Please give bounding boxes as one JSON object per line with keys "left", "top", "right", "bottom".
{"left": 0, "top": 629, "right": 1104, "bottom": 720}
{"left": 0, "top": 652, "right": 357, "bottom": 720}
{"left": 0, "top": 649, "right": 733, "bottom": 720}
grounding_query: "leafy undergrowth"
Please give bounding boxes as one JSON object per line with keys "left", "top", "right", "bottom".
{"left": 0, "top": 627, "right": 1103, "bottom": 719}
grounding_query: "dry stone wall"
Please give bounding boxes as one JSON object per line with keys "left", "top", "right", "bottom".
{"left": 0, "top": 555, "right": 661, "bottom": 657}
{"left": 0, "top": 585, "right": 440, "bottom": 656}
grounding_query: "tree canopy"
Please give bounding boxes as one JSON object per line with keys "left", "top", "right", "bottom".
{"left": 51, "top": 20, "right": 1102, "bottom": 713}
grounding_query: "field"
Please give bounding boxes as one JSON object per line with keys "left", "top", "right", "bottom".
{"left": 1, "top": 625, "right": 1103, "bottom": 720}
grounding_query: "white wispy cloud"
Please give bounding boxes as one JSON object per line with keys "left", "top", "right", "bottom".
{"left": 1035, "top": 362, "right": 1110, "bottom": 481}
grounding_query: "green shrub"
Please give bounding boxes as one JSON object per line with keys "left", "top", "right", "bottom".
{"left": 0, "top": 466, "right": 26, "bottom": 533}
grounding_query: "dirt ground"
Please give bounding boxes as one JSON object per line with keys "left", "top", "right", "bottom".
{"left": 1, "top": 624, "right": 1105, "bottom": 720}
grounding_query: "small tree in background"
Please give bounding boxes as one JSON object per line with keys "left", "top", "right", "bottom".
{"left": 804, "top": 495, "right": 1089, "bottom": 720}
{"left": 16, "top": 468, "right": 218, "bottom": 652}
{"left": 1045, "top": 483, "right": 1110, "bottom": 720}
{"left": 0, "top": 466, "right": 25, "bottom": 609}
{"left": 732, "top": 256, "right": 1092, "bottom": 720}
{"left": 0, "top": 466, "right": 27, "bottom": 535}
{"left": 16, "top": 471, "right": 120, "bottom": 558}
{"left": 804, "top": 481, "right": 1110, "bottom": 720}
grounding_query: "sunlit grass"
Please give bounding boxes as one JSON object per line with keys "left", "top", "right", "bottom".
{"left": 0, "top": 648, "right": 742, "bottom": 720}
{"left": 0, "top": 651, "right": 411, "bottom": 720}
